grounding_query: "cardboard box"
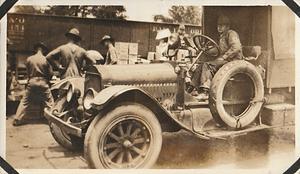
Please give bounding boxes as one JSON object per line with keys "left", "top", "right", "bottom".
{"left": 129, "top": 43, "right": 138, "bottom": 55}
{"left": 147, "top": 52, "right": 155, "bottom": 61}
{"left": 115, "top": 42, "right": 129, "bottom": 51}
{"left": 117, "top": 59, "right": 128, "bottom": 64}
{"left": 261, "top": 103, "right": 295, "bottom": 126}
{"left": 115, "top": 42, "right": 129, "bottom": 58}
{"left": 128, "top": 54, "right": 138, "bottom": 64}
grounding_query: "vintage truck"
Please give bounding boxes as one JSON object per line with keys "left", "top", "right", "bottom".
{"left": 44, "top": 6, "right": 295, "bottom": 168}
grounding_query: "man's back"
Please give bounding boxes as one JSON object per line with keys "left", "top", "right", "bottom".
{"left": 26, "top": 53, "right": 52, "bottom": 81}
{"left": 47, "top": 42, "right": 86, "bottom": 78}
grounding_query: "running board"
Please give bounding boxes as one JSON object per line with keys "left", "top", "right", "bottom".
{"left": 198, "top": 124, "right": 270, "bottom": 140}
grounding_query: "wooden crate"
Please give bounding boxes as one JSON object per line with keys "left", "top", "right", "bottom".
{"left": 261, "top": 103, "right": 295, "bottom": 126}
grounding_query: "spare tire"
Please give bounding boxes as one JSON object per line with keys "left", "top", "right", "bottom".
{"left": 209, "top": 60, "right": 264, "bottom": 129}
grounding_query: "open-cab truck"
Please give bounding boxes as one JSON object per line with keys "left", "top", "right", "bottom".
{"left": 44, "top": 6, "right": 295, "bottom": 168}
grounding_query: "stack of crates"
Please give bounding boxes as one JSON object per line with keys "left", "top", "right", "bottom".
{"left": 115, "top": 42, "right": 138, "bottom": 64}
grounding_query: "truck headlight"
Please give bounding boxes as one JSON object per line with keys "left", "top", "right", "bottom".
{"left": 83, "top": 89, "right": 97, "bottom": 110}
{"left": 66, "top": 84, "right": 81, "bottom": 103}
{"left": 66, "top": 85, "right": 73, "bottom": 102}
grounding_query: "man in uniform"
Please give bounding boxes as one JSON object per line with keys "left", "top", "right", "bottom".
{"left": 7, "top": 38, "right": 13, "bottom": 99}
{"left": 101, "top": 35, "right": 118, "bottom": 65}
{"left": 169, "top": 24, "right": 193, "bottom": 50}
{"left": 13, "top": 42, "right": 53, "bottom": 126}
{"left": 191, "top": 15, "right": 243, "bottom": 100}
{"left": 46, "top": 28, "right": 87, "bottom": 79}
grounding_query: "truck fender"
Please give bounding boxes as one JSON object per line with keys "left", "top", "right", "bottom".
{"left": 90, "top": 85, "right": 182, "bottom": 132}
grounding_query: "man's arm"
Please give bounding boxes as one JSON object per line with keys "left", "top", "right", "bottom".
{"left": 46, "top": 62, "right": 54, "bottom": 81}
{"left": 25, "top": 58, "right": 31, "bottom": 79}
{"left": 109, "top": 47, "right": 118, "bottom": 65}
{"left": 222, "top": 31, "right": 242, "bottom": 60}
{"left": 45, "top": 47, "right": 61, "bottom": 69}
{"left": 168, "top": 37, "right": 180, "bottom": 49}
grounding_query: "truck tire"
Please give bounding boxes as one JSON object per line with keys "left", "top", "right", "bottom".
{"left": 209, "top": 60, "right": 264, "bottom": 128}
{"left": 49, "top": 96, "right": 83, "bottom": 151}
{"left": 84, "top": 103, "right": 162, "bottom": 169}
{"left": 49, "top": 122, "right": 83, "bottom": 151}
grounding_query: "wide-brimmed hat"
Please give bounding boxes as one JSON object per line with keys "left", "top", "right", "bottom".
{"left": 155, "top": 29, "right": 171, "bottom": 40}
{"left": 178, "top": 24, "right": 186, "bottom": 30}
{"left": 33, "top": 42, "right": 48, "bottom": 52}
{"left": 65, "top": 28, "right": 81, "bottom": 41}
{"left": 217, "top": 15, "right": 230, "bottom": 25}
{"left": 100, "top": 35, "right": 114, "bottom": 44}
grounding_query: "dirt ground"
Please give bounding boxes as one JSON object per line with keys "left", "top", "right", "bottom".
{"left": 5, "top": 114, "right": 296, "bottom": 171}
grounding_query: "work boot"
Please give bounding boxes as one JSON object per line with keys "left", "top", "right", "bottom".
{"left": 195, "top": 88, "right": 209, "bottom": 101}
{"left": 190, "top": 90, "right": 199, "bottom": 96}
{"left": 12, "top": 119, "right": 24, "bottom": 126}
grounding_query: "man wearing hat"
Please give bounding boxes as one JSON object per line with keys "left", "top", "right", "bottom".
{"left": 46, "top": 28, "right": 87, "bottom": 79}
{"left": 101, "top": 35, "right": 118, "bottom": 65}
{"left": 155, "top": 28, "right": 172, "bottom": 60}
{"left": 13, "top": 42, "right": 53, "bottom": 126}
{"left": 191, "top": 15, "right": 243, "bottom": 100}
{"left": 169, "top": 24, "right": 193, "bottom": 50}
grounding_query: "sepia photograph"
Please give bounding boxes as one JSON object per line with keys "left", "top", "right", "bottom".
{"left": 2, "top": 1, "right": 297, "bottom": 172}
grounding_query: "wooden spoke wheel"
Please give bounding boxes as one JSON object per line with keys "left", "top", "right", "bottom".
{"left": 84, "top": 103, "right": 162, "bottom": 169}
{"left": 100, "top": 118, "right": 152, "bottom": 168}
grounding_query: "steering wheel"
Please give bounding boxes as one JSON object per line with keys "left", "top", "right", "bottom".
{"left": 193, "top": 34, "right": 221, "bottom": 58}
{"left": 185, "top": 35, "right": 221, "bottom": 78}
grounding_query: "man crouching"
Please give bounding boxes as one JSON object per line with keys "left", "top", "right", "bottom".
{"left": 191, "top": 15, "right": 243, "bottom": 100}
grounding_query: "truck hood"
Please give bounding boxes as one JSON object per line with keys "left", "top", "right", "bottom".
{"left": 86, "top": 63, "right": 178, "bottom": 85}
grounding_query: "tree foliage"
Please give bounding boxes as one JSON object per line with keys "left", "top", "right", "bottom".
{"left": 13, "top": 5, "right": 127, "bottom": 20}
{"left": 13, "top": 6, "right": 43, "bottom": 14}
{"left": 154, "top": 6, "right": 202, "bottom": 25}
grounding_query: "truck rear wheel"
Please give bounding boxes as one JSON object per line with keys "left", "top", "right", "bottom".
{"left": 84, "top": 103, "right": 162, "bottom": 169}
{"left": 209, "top": 60, "right": 264, "bottom": 128}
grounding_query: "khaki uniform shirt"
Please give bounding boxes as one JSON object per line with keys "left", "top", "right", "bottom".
{"left": 46, "top": 42, "right": 86, "bottom": 79}
{"left": 219, "top": 29, "right": 243, "bottom": 60}
{"left": 105, "top": 44, "right": 118, "bottom": 65}
{"left": 26, "top": 52, "right": 53, "bottom": 83}
{"left": 169, "top": 33, "right": 191, "bottom": 49}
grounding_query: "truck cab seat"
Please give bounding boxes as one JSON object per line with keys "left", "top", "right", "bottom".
{"left": 242, "top": 46, "right": 262, "bottom": 61}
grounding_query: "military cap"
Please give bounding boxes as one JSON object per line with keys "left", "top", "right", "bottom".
{"left": 65, "top": 28, "right": 81, "bottom": 41}
{"left": 33, "top": 42, "right": 48, "bottom": 52}
{"left": 100, "top": 35, "right": 114, "bottom": 44}
{"left": 155, "top": 28, "right": 171, "bottom": 40}
{"left": 217, "top": 15, "right": 230, "bottom": 25}
{"left": 178, "top": 24, "right": 186, "bottom": 30}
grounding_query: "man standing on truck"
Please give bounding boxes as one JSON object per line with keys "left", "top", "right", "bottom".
{"left": 46, "top": 28, "right": 87, "bottom": 79}
{"left": 101, "top": 35, "right": 118, "bottom": 65}
{"left": 13, "top": 42, "right": 53, "bottom": 126}
{"left": 191, "top": 15, "right": 243, "bottom": 100}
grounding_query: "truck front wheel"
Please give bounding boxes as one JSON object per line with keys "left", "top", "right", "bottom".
{"left": 84, "top": 103, "right": 162, "bottom": 169}
{"left": 49, "top": 96, "right": 83, "bottom": 151}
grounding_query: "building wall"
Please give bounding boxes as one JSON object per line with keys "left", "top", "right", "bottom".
{"left": 203, "top": 6, "right": 295, "bottom": 88}
{"left": 7, "top": 13, "right": 202, "bottom": 58}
